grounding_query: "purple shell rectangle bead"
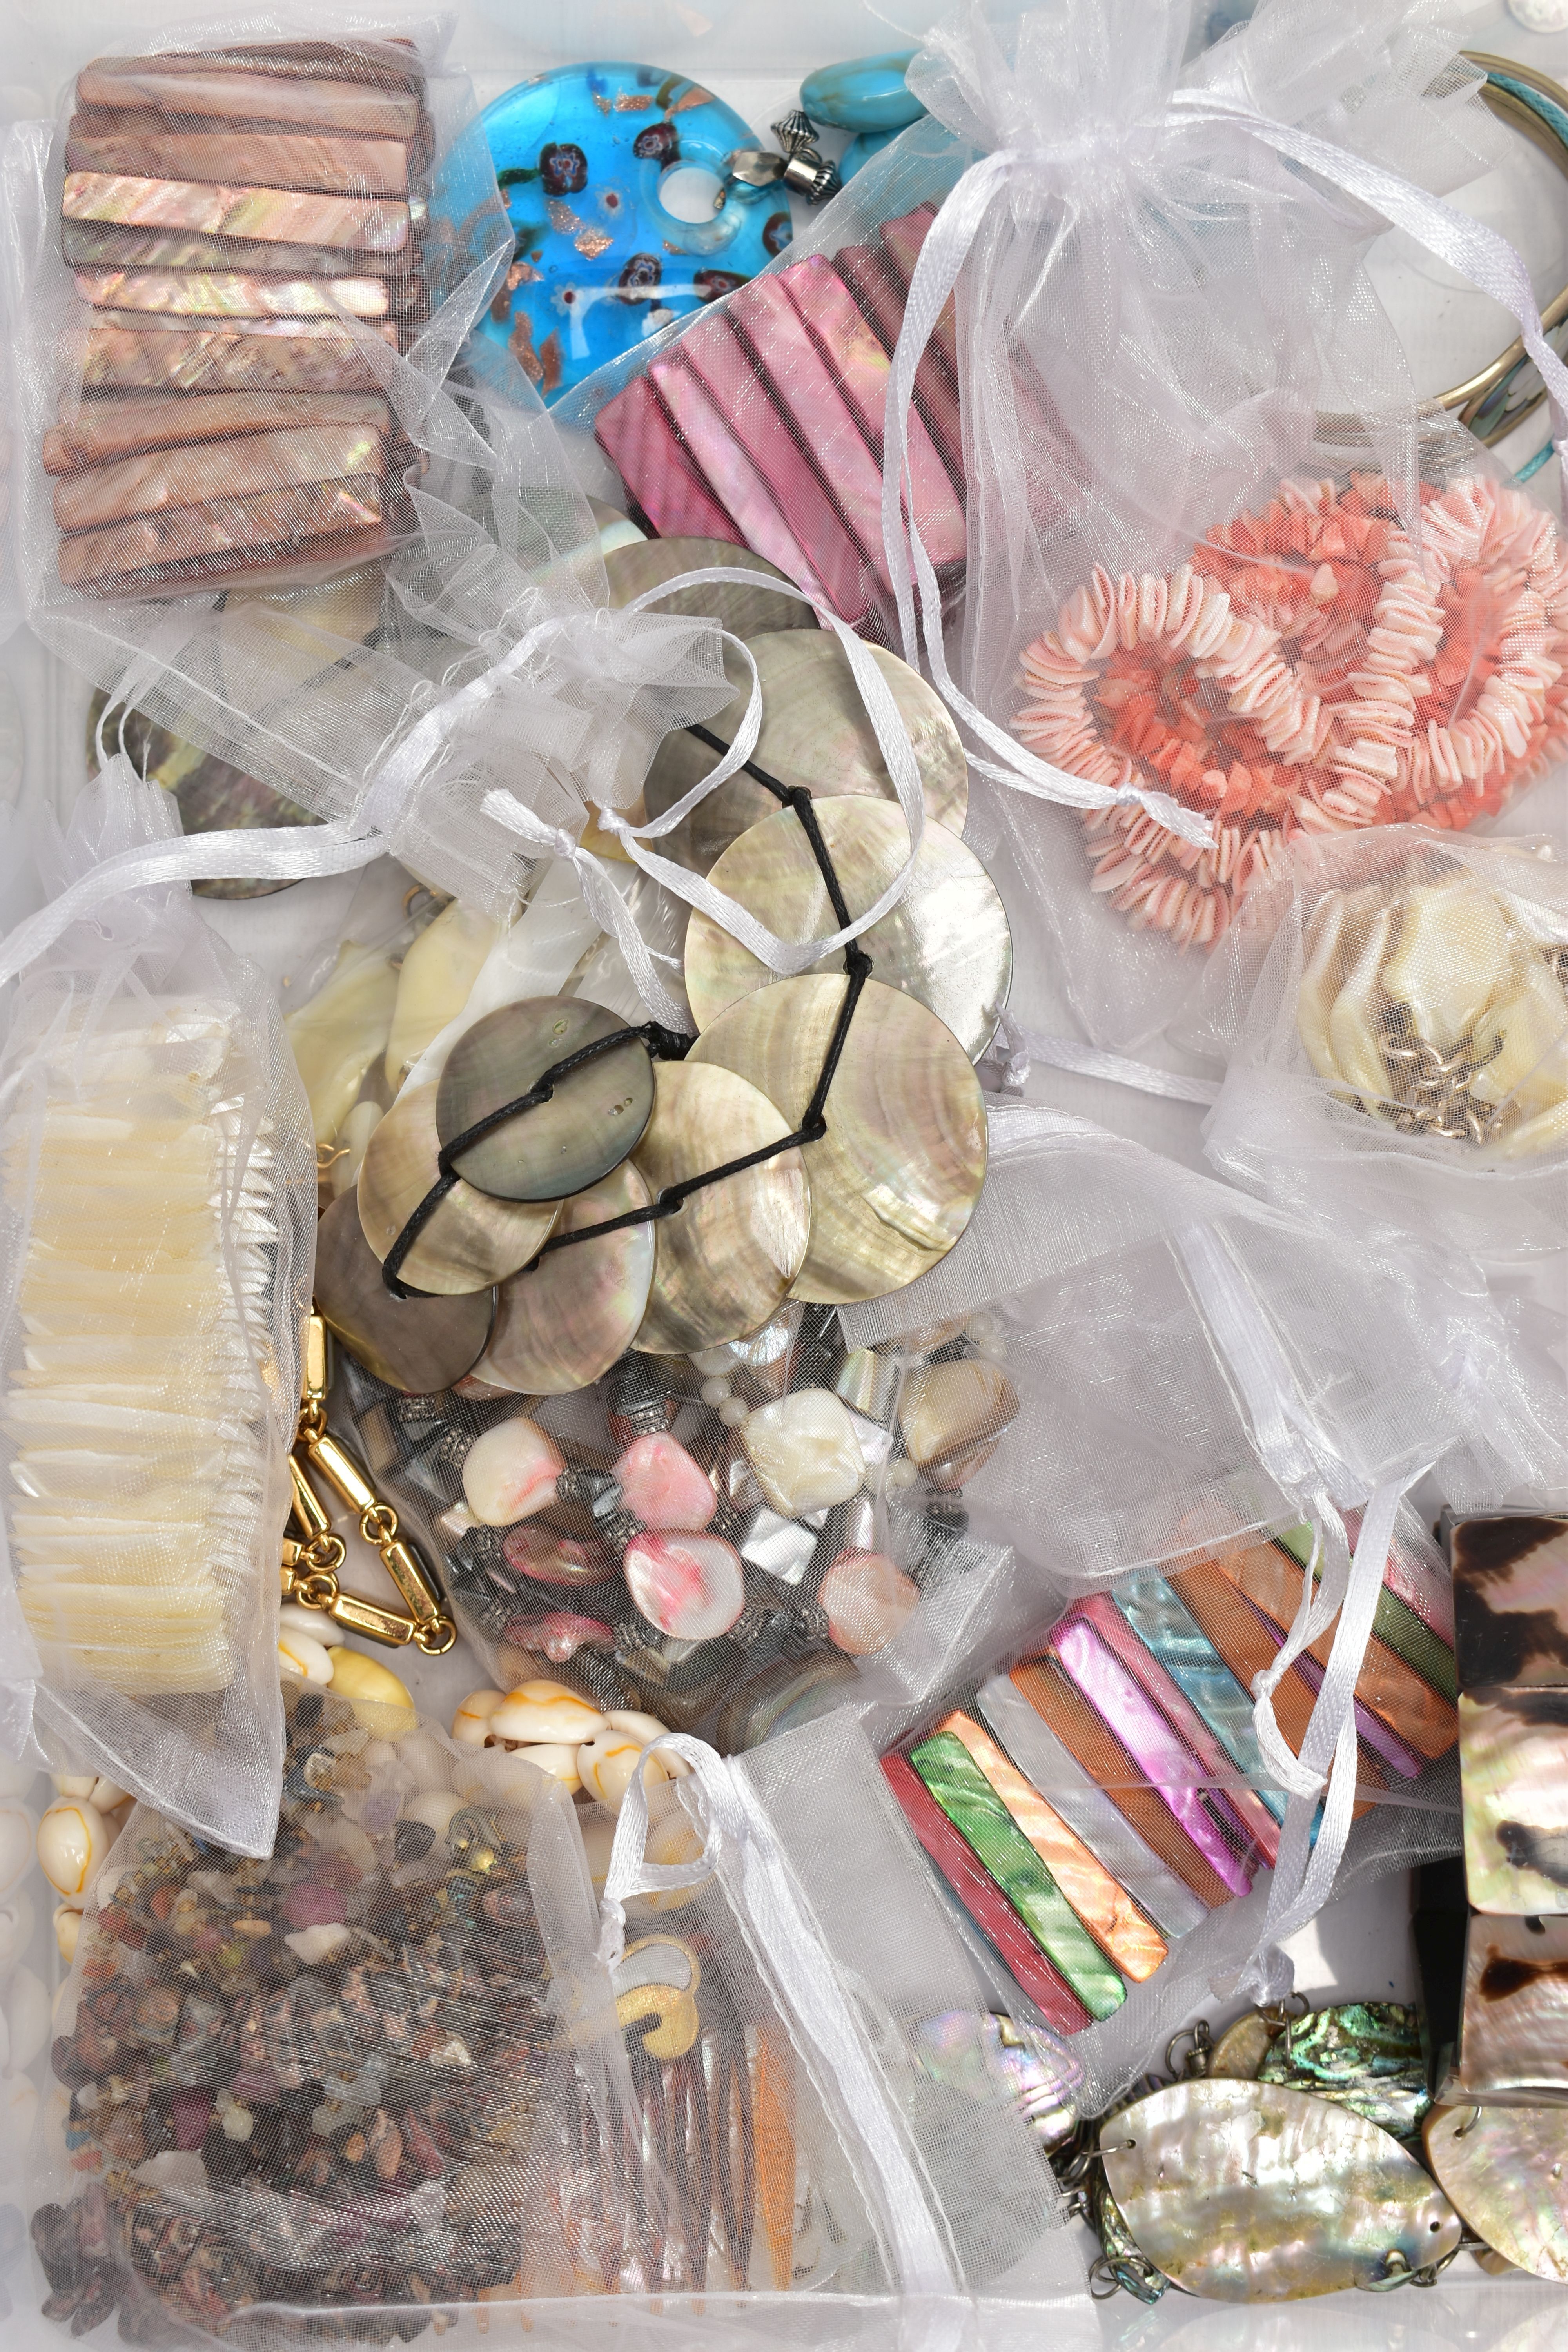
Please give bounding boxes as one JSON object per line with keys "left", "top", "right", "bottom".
{"left": 1049, "top": 1614, "right": 1256, "bottom": 1896}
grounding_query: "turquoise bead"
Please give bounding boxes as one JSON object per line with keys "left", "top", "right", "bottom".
{"left": 839, "top": 126, "right": 902, "bottom": 183}
{"left": 478, "top": 62, "right": 789, "bottom": 404}
{"left": 800, "top": 50, "right": 924, "bottom": 134}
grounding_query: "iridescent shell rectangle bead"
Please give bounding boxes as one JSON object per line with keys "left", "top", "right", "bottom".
{"left": 78, "top": 321, "right": 393, "bottom": 394}
{"left": 975, "top": 1671, "right": 1209, "bottom": 1939}
{"left": 1455, "top": 1912, "right": 1568, "bottom": 2101}
{"left": 1213, "top": 1537, "right": 1457, "bottom": 1762}
{"left": 880, "top": 1750, "right": 1091, "bottom": 2035}
{"left": 64, "top": 176, "right": 411, "bottom": 257}
{"left": 74, "top": 266, "right": 393, "bottom": 319}
{"left": 1045, "top": 1614, "right": 1259, "bottom": 1895}
{"left": 1460, "top": 1686, "right": 1568, "bottom": 1914}
{"left": 933, "top": 1709, "right": 1168, "bottom": 1981}
{"left": 44, "top": 390, "right": 390, "bottom": 472}
{"left": 62, "top": 215, "right": 421, "bottom": 285}
{"left": 53, "top": 421, "right": 384, "bottom": 533}
{"left": 56, "top": 474, "right": 387, "bottom": 595}
{"left": 1007, "top": 1654, "right": 1234, "bottom": 1907}
{"left": 64, "top": 127, "right": 412, "bottom": 198}
{"left": 1450, "top": 1514, "right": 1568, "bottom": 1691}
{"left": 74, "top": 60, "right": 422, "bottom": 138}
{"left": 904, "top": 1729, "right": 1127, "bottom": 2019}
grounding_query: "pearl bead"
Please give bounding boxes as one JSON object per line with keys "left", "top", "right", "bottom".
{"left": 451, "top": 1689, "right": 506, "bottom": 1746}
{"left": 36, "top": 1800, "right": 109, "bottom": 1901}
{"left": 718, "top": 1397, "right": 750, "bottom": 1428}
{"left": 884, "top": 1459, "right": 918, "bottom": 1493}
{"left": 50, "top": 1775, "right": 97, "bottom": 1801}
{"left": 701, "top": 1377, "right": 731, "bottom": 1407}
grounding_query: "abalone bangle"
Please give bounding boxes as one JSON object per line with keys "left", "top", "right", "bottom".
{"left": 1435, "top": 53, "right": 1568, "bottom": 447}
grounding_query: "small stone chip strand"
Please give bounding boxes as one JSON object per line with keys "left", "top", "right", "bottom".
{"left": 1016, "top": 472, "right": 1568, "bottom": 952}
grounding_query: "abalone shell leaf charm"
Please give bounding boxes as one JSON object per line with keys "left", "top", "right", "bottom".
{"left": 1256, "top": 2001, "right": 1430, "bottom": 2138}
{"left": 1426, "top": 2101, "right": 1568, "bottom": 2278}
{"left": 436, "top": 997, "right": 654, "bottom": 1203}
{"left": 313, "top": 1189, "right": 493, "bottom": 1392}
{"left": 1101, "top": 2078, "right": 1461, "bottom": 2298}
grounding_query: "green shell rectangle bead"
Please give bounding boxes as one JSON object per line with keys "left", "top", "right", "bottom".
{"left": 907, "top": 1730, "right": 1126, "bottom": 2020}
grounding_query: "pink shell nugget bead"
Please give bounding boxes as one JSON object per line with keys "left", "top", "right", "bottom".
{"left": 501, "top": 1522, "right": 618, "bottom": 1587}
{"left": 461, "top": 1415, "right": 564, "bottom": 1526}
{"left": 613, "top": 1432, "right": 717, "bottom": 1532}
{"left": 624, "top": 1532, "right": 746, "bottom": 1642}
{"left": 819, "top": 1550, "right": 919, "bottom": 1655}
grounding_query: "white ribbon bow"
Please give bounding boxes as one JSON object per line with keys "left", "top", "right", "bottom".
{"left": 1175, "top": 1220, "right": 1426, "bottom": 2002}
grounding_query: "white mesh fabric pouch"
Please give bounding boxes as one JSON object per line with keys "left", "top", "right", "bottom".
{"left": 592, "top": 1712, "right": 1092, "bottom": 2330}
{"left": 1196, "top": 823, "right": 1568, "bottom": 1263}
{"left": 0, "top": 8, "right": 744, "bottom": 918}
{"left": 0, "top": 754, "right": 316, "bottom": 1854}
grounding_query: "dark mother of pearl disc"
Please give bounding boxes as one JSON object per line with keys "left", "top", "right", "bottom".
{"left": 435, "top": 996, "right": 655, "bottom": 1203}
{"left": 358, "top": 1082, "right": 560, "bottom": 1296}
{"left": 314, "top": 1189, "right": 493, "bottom": 1393}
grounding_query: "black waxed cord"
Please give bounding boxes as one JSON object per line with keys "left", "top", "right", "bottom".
{"left": 381, "top": 729, "right": 871, "bottom": 1299}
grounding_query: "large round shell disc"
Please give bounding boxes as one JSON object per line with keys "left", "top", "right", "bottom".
{"left": 687, "top": 976, "right": 985, "bottom": 1305}
{"left": 686, "top": 798, "right": 1012, "bottom": 1060}
{"left": 315, "top": 1189, "right": 494, "bottom": 1393}
{"left": 641, "top": 632, "right": 969, "bottom": 874}
{"left": 1102, "top": 2078, "right": 1461, "bottom": 2300}
{"left": 1425, "top": 2102, "right": 1568, "bottom": 2281}
{"left": 604, "top": 538, "right": 816, "bottom": 640}
{"left": 474, "top": 1160, "right": 656, "bottom": 1396}
{"left": 358, "top": 1083, "right": 560, "bottom": 1297}
{"left": 435, "top": 997, "right": 654, "bottom": 1203}
{"left": 631, "top": 1062, "right": 810, "bottom": 1355}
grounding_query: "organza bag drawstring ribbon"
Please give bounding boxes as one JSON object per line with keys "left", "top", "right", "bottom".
{"left": 599, "top": 1730, "right": 962, "bottom": 2297}
{"left": 0, "top": 566, "right": 927, "bottom": 1008}
{"left": 1174, "top": 1221, "right": 1426, "bottom": 2001}
{"left": 878, "top": 60, "right": 1568, "bottom": 831}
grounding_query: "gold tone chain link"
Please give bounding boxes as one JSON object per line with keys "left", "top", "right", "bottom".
{"left": 278, "top": 1313, "right": 458, "bottom": 1656}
